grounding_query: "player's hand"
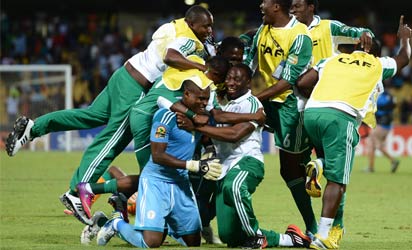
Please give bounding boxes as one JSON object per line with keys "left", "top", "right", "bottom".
{"left": 186, "top": 158, "right": 222, "bottom": 181}
{"left": 398, "top": 15, "right": 412, "bottom": 40}
{"left": 176, "top": 112, "right": 195, "bottom": 131}
{"left": 253, "top": 108, "right": 266, "bottom": 126}
{"left": 200, "top": 144, "right": 216, "bottom": 160}
{"left": 359, "top": 32, "right": 373, "bottom": 53}
{"left": 202, "top": 159, "right": 222, "bottom": 180}
{"left": 193, "top": 114, "right": 209, "bottom": 126}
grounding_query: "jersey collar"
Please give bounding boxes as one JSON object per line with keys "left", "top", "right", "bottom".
{"left": 227, "top": 90, "right": 253, "bottom": 104}
{"left": 308, "top": 15, "right": 321, "bottom": 30}
{"left": 285, "top": 15, "right": 299, "bottom": 29}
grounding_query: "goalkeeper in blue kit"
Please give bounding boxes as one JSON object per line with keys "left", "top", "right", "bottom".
{"left": 96, "top": 79, "right": 222, "bottom": 248}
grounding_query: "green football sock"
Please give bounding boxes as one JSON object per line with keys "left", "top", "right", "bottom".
{"left": 260, "top": 229, "right": 280, "bottom": 247}
{"left": 333, "top": 193, "right": 346, "bottom": 228}
{"left": 101, "top": 170, "right": 112, "bottom": 181}
{"left": 287, "top": 178, "right": 318, "bottom": 233}
{"left": 89, "top": 179, "right": 118, "bottom": 194}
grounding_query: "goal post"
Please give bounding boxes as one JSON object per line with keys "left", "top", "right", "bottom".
{"left": 0, "top": 64, "right": 73, "bottom": 152}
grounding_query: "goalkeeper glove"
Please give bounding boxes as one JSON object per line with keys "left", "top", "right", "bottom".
{"left": 200, "top": 144, "right": 216, "bottom": 160}
{"left": 186, "top": 158, "right": 222, "bottom": 181}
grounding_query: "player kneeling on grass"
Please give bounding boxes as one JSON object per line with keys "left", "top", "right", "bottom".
{"left": 96, "top": 79, "right": 222, "bottom": 247}
{"left": 178, "top": 64, "right": 311, "bottom": 248}
{"left": 297, "top": 16, "right": 412, "bottom": 249}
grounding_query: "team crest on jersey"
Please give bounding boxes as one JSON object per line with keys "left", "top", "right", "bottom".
{"left": 155, "top": 125, "right": 167, "bottom": 138}
{"left": 147, "top": 210, "right": 156, "bottom": 219}
{"left": 231, "top": 105, "right": 242, "bottom": 113}
{"left": 287, "top": 55, "right": 298, "bottom": 65}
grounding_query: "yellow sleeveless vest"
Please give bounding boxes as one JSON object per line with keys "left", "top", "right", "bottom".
{"left": 162, "top": 55, "right": 212, "bottom": 90}
{"left": 152, "top": 18, "right": 204, "bottom": 60}
{"left": 310, "top": 20, "right": 333, "bottom": 65}
{"left": 312, "top": 52, "right": 383, "bottom": 127}
{"left": 257, "top": 23, "right": 309, "bottom": 102}
{"left": 173, "top": 18, "right": 204, "bottom": 52}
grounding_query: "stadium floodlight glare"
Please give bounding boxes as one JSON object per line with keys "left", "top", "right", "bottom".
{"left": 184, "top": 0, "right": 195, "bottom": 5}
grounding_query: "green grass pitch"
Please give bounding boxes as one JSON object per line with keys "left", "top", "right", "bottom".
{"left": 1, "top": 150, "right": 411, "bottom": 249}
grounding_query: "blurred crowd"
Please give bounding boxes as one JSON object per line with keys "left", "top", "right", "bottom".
{"left": 1, "top": 12, "right": 139, "bottom": 107}
{"left": 1, "top": 10, "right": 412, "bottom": 126}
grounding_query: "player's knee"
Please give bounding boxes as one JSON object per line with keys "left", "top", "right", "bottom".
{"left": 280, "top": 162, "right": 305, "bottom": 182}
{"left": 143, "top": 235, "right": 163, "bottom": 248}
{"left": 144, "top": 240, "right": 162, "bottom": 248}
{"left": 181, "top": 233, "right": 201, "bottom": 247}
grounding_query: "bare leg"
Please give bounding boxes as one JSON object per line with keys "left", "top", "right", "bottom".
{"left": 143, "top": 231, "right": 166, "bottom": 248}
{"left": 366, "top": 134, "right": 376, "bottom": 172}
{"left": 108, "top": 166, "right": 127, "bottom": 179}
{"left": 378, "top": 144, "right": 395, "bottom": 162}
{"left": 117, "top": 175, "right": 139, "bottom": 197}
{"left": 321, "top": 181, "right": 345, "bottom": 218}
{"left": 182, "top": 233, "right": 201, "bottom": 246}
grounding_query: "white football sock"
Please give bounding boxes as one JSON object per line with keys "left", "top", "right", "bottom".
{"left": 279, "top": 233, "right": 294, "bottom": 246}
{"left": 318, "top": 217, "right": 334, "bottom": 239}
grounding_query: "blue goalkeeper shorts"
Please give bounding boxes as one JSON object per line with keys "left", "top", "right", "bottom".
{"left": 134, "top": 177, "right": 202, "bottom": 237}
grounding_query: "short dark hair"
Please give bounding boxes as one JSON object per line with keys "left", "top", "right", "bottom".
{"left": 231, "top": 63, "right": 253, "bottom": 80}
{"left": 339, "top": 39, "right": 381, "bottom": 57}
{"left": 206, "top": 55, "right": 231, "bottom": 76}
{"left": 217, "top": 36, "right": 245, "bottom": 55}
{"left": 185, "top": 5, "right": 212, "bottom": 23}
{"left": 183, "top": 79, "right": 201, "bottom": 92}
{"left": 305, "top": 0, "right": 319, "bottom": 14}
{"left": 338, "top": 44, "right": 357, "bottom": 54}
{"left": 369, "top": 39, "right": 382, "bottom": 57}
{"left": 273, "top": 0, "right": 292, "bottom": 13}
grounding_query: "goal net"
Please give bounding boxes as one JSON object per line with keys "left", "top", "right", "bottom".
{"left": 0, "top": 64, "right": 73, "bottom": 152}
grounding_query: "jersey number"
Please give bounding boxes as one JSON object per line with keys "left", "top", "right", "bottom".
{"left": 283, "top": 133, "right": 291, "bottom": 148}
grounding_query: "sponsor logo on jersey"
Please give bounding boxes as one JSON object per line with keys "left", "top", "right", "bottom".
{"left": 260, "top": 44, "right": 284, "bottom": 57}
{"left": 338, "top": 57, "right": 373, "bottom": 67}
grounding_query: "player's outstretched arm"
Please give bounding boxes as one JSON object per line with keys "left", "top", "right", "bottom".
{"left": 393, "top": 15, "right": 412, "bottom": 73}
{"left": 164, "top": 48, "right": 207, "bottom": 72}
{"left": 211, "top": 108, "right": 265, "bottom": 126}
{"left": 176, "top": 112, "right": 255, "bottom": 142}
{"left": 195, "top": 122, "right": 255, "bottom": 143}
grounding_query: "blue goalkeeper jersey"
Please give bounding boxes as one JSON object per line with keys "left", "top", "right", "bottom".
{"left": 141, "top": 108, "right": 201, "bottom": 182}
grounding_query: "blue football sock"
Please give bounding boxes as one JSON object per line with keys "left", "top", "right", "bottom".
{"left": 115, "top": 220, "right": 148, "bottom": 248}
